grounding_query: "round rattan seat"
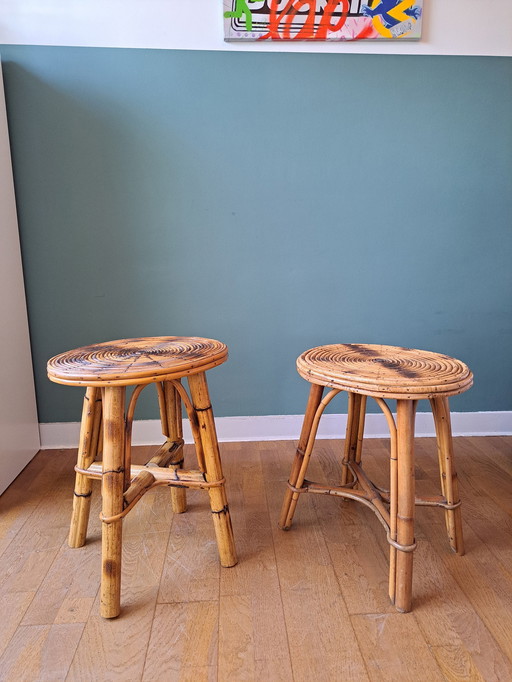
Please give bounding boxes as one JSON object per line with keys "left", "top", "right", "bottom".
{"left": 47, "top": 336, "right": 228, "bottom": 386}
{"left": 297, "top": 343, "right": 473, "bottom": 399}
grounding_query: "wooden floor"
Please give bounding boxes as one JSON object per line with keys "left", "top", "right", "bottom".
{"left": 0, "top": 436, "right": 511, "bottom": 681}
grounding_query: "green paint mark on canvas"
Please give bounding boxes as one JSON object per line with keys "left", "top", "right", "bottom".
{"left": 224, "top": 0, "right": 254, "bottom": 32}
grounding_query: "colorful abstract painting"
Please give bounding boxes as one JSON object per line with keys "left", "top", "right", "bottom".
{"left": 224, "top": 1, "right": 423, "bottom": 41}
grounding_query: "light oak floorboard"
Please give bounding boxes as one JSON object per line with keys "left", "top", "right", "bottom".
{"left": 0, "top": 623, "right": 83, "bottom": 681}
{"left": 0, "top": 439, "right": 509, "bottom": 680}
{"left": 143, "top": 602, "right": 218, "bottom": 682}
{"left": 351, "top": 612, "right": 445, "bottom": 681}
{"left": 219, "top": 444, "right": 293, "bottom": 680}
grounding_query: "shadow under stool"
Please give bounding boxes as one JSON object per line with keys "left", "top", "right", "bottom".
{"left": 279, "top": 343, "right": 473, "bottom": 613}
{"left": 47, "top": 336, "right": 237, "bottom": 618}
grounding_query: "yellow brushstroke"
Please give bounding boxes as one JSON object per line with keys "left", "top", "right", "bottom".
{"left": 367, "top": 0, "right": 417, "bottom": 39}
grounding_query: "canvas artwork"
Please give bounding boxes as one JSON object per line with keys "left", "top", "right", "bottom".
{"left": 224, "top": 1, "right": 423, "bottom": 42}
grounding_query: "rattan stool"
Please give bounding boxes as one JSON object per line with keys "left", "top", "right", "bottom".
{"left": 47, "top": 336, "right": 237, "bottom": 618}
{"left": 279, "top": 343, "right": 472, "bottom": 612}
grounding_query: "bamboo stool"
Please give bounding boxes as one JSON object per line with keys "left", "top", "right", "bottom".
{"left": 47, "top": 336, "right": 237, "bottom": 618}
{"left": 279, "top": 343, "right": 473, "bottom": 613}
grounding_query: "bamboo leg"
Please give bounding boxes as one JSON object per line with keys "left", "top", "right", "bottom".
{"left": 69, "top": 386, "right": 102, "bottom": 548}
{"left": 279, "top": 387, "right": 339, "bottom": 529}
{"left": 394, "top": 399, "right": 417, "bottom": 613}
{"left": 341, "top": 392, "right": 365, "bottom": 486}
{"left": 375, "top": 397, "right": 399, "bottom": 606}
{"left": 169, "top": 379, "right": 206, "bottom": 472}
{"left": 278, "top": 383, "right": 324, "bottom": 530}
{"left": 355, "top": 395, "right": 367, "bottom": 465}
{"left": 187, "top": 372, "right": 237, "bottom": 567}
{"left": 430, "top": 397, "right": 465, "bottom": 555}
{"left": 161, "top": 382, "right": 187, "bottom": 513}
{"left": 100, "top": 386, "right": 126, "bottom": 619}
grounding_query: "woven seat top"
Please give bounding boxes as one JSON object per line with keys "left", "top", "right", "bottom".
{"left": 47, "top": 337, "right": 227, "bottom": 386}
{"left": 297, "top": 343, "right": 473, "bottom": 400}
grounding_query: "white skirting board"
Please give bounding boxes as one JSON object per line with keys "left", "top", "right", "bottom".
{"left": 39, "top": 411, "right": 512, "bottom": 450}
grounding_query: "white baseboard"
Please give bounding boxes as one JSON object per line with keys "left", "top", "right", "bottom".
{"left": 38, "top": 411, "right": 512, "bottom": 450}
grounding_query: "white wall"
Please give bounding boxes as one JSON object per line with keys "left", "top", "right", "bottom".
{"left": 0, "top": 0, "right": 511, "bottom": 56}
{"left": 0, "top": 59, "right": 40, "bottom": 494}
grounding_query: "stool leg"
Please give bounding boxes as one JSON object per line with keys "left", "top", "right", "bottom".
{"left": 355, "top": 395, "right": 367, "bottom": 466}
{"left": 341, "top": 392, "right": 366, "bottom": 486}
{"left": 161, "top": 381, "right": 187, "bottom": 514}
{"left": 394, "top": 399, "right": 417, "bottom": 613}
{"left": 279, "top": 383, "right": 324, "bottom": 530}
{"left": 100, "top": 386, "right": 126, "bottom": 619}
{"left": 69, "top": 386, "right": 102, "bottom": 548}
{"left": 430, "top": 396, "right": 465, "bottom": 555}
{"left": 188, "top": 372, "right": 237, "bottom": 568}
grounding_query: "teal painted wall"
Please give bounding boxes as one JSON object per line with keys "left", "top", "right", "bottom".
{"left": 1, "top": 47, "right": 511, "bottom": 422}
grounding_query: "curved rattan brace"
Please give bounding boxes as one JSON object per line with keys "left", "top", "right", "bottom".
{"left": 286, "top": 481, "right": 307, "bottom": 494}
{"left": 372, "top": 483, "right": 390, "bottom": 497}
{"left": 127, "top": 384, "right": 145, "bottom": 425}
{"left": 437, "top": 499, "right": 462, "bottom": 510}
{"left": 345, "top": 460, "right": 391, "bottom": 526}
{"left": 340, "top": 459, "right": 358, "bottom": 488}
{"left": 124, "top": 384, "right": 146, "bottom": 485}
{"left": 145, "top": 439, "right": 184, "bottom": 468}
{"left": 99, "top": 475, "right": 227, "bottom": 523}
{"left": 286, "top": 479, "right": 392, "bottom": 535}
{"left": 168, "top": 379, "right": 207, "bottom": 471}
{"left": 386, "top": 533, "right": 417, "bottom": 553}
{"left": 288, "top": 388, "right": 342, "bottom": 502}
{"left": 305, "top": 389, "right": 341, "bottom": 454}
{"left": 100, "top": 502, "right": 147, "bottom": 524}
{"left": 75, "top": 464, "right": 225, "bottom": 487}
